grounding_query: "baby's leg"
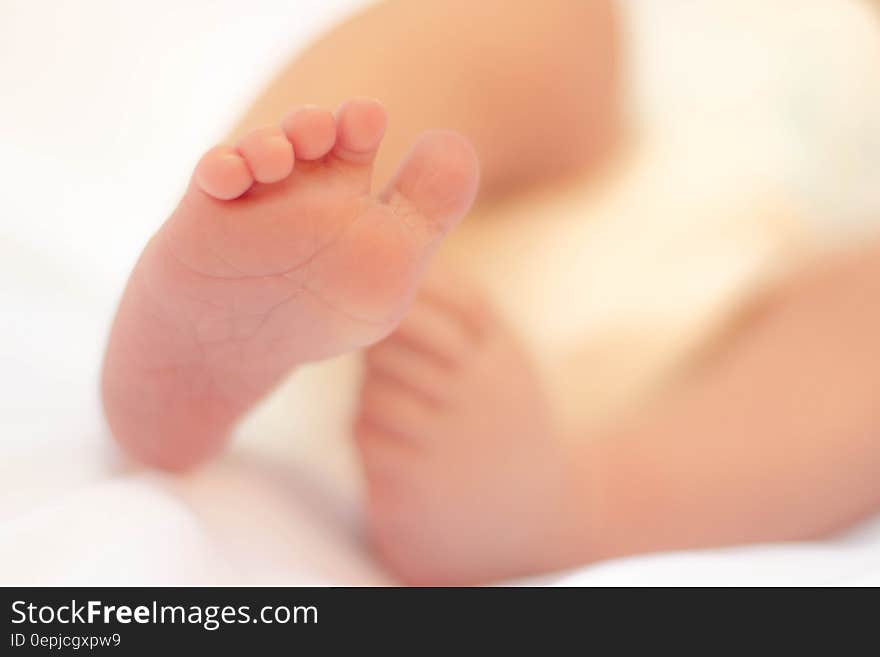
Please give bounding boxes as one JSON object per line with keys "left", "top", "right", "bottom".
{"left": 102, "top": 100, "right": 478, "bottom": 469}
{"left": 356, "top": 244, "right": 880, "bottom": 584}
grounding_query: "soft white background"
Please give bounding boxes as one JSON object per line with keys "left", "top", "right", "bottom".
{"left": 2, "top": 0, "right": 880, "bottom": 585}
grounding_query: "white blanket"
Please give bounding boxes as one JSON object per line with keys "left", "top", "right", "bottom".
{"left": 2, "top": 0, "right": 880, "bottom": 586}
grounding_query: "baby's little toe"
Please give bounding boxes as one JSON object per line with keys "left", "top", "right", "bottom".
{"left": 193, "top": 146, "right": 254, "bottom": 200}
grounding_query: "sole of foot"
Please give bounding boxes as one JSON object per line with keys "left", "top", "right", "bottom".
{"left": 354, "top": 266, "right": 578, "bottom": 584}
{"left": 103, "top": 99, "right": 479, "bottom": 469}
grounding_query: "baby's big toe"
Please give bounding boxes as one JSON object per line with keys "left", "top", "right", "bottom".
{"left": 382, "top": 131, "right": 480, "bottom": 239}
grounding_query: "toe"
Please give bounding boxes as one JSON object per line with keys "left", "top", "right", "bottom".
{"left": 193, "top": 146, "right": 254, "bottom": 200}
{"left": 364, "top": 340, "right": 452, "bottom": 406}
{"left": 418, "top": 264, "right": 498, "bottom": 341}
{"left": 381, "top": 130, "right": 479, "bottom": 239}
{"left": 281, "top": 105, "right": 337, "bottom": 161}
{"left": 331, "top": 98, "right": 387, "bottom": 166}
{"left": 390, "top": 298, "right": 478, "bottom": 367}
{"left": 358, "top": 376, "right": 439, "bottom": 442}
{"left": 237, "top": 127, "right": 294, "bottom": 184}
{"left": 353, "top": 415, "right": 416, "bottom": 457}
{"left": 354, "top": 423, "right": 420, "bottom": 504}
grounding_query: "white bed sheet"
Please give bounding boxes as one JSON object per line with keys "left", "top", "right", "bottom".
{"left": 2, "top": 0, "right": 880, "bottom": 586}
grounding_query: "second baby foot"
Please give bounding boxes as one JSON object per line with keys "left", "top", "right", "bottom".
{"left": 103, "top": 99, "right": 479, "bottom": 469}
{"left": 354, "top": 267, "right": 584, "bottom": 585}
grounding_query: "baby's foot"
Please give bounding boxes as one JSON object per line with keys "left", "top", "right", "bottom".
{"left": 103, "top": 99, "right": 479, "bottom": 469}
{"left": 354, "top": 268, "right": 583, "bottom": 584}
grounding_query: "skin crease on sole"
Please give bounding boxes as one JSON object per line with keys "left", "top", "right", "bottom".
{"left": 101, "top": 99, "right": 480, "bottom": 471}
